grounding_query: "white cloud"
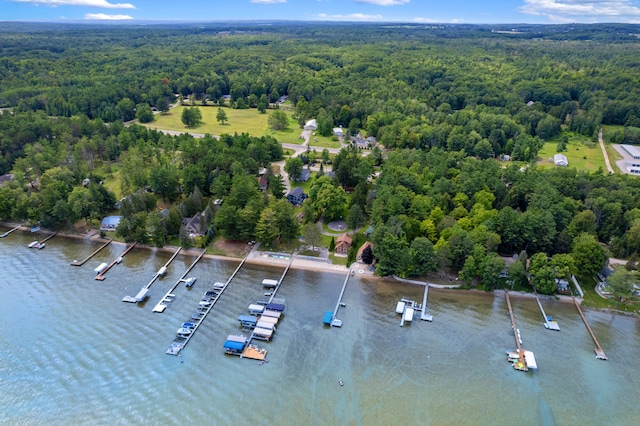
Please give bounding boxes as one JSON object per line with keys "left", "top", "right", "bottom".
{"left": 84, "top": 13, "right": 133, "bottom": 19}
{"left": 318, "top": 12, "right": 383, "bottom": 20}
{"left": 250, "top": 0, "right": 286, "bottom": 4}
{"left": 519, "top": 1, "right": 640, "bottom": 22}
{"left": 14, "top": 0, "right": 135, "bottom": 9}
{"left": 355, "top": 0, "right": 409, "bottom": 5}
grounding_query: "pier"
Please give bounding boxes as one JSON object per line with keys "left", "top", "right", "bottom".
{"left": 70, "top": 240, "right": 112, "bottom": 266}
{"left": 123, "top": 247, "right": 181, "bottom": 303}
{"left": 329, "top": 267, "right": 352, "bottom": 327}
{"left": 166, "top": 257, "right": 246, "bottom": 355}
{"left": 573, "top": 298, "right": 608, "bottom": 360}
{"left": 152, "top": 249, "right": 206, "bottom": 313}
{"left": 536, "top": 297, "right": 560, "bottom": 331}
{"left": 420, "top": 285, "right": 433, "bottom": 321}
{"left": 0, "top": 225, "right": 20, "bottom": 238}
{"left": 95, "top": 242, "right": 136, "bottom": 281}
{"left": 505, "top": 292, "right": 537, "bottom": 371}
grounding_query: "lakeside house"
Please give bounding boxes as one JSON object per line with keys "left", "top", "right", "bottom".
{"left": 356, "top": 241, "right": 374, "bottom": 262}
{"left": 100, "top": 215, "right": 122, "bottom": 231}
{"left": 287, "top": 187, "right": 308, "bottom": 206}
{"left": 334, "top": 234, "right": 352, "bottom": 256}
{"left": 183, "top": 213, "right": 204, "bottom": 237}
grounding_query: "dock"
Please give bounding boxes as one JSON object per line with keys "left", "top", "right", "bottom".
{"left": 70, "top": 240, "right": 112, "bottom": 266}
{"left": 166, "top": 257, "right": 246, "bottom": 355}
{"left": 152, "top": 250, "right": 206, "bottom": 313}
{"left": 505, "top": 292, "right": 537, "bottom": 371}
{"left": 0, "top": 225, "right": 21, "bottom": 238}
{"left": 123, "top": 247, "right": 181, "bottom": 303}
{"left": 329, "top": 267, "right": 352, "bottom": 327}
{"left": 573, "top": 298, "right": 608, "bottom": 360}
{"left": 95, "top": 243, "right": 136, "bottom": 280}
{"left": 536, "top": 297, "right": 560, "bottom": 331}
{"left": 420, "top": 284, "right": 433, "bottom": 321}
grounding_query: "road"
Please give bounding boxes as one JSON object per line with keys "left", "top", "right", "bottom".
{"left": 598, "top": 128, "right": 614, "bottom": 174}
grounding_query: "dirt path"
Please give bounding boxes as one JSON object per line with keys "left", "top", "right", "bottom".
{"left": 598, "top": 128, "right": 614, "bottom": 174}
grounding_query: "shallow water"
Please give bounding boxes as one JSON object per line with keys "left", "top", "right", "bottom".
{"left": 1, "top": 229, "right": 639, "bottom": 425}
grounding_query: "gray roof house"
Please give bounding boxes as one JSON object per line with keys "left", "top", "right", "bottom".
{"left": 294, "top": 168, "right": 311, "bottom": 182}
{"left": 287, "top": 187, "right": 308, "bottom": 205}
{"left": 183, "top": 213, "right": 203, "bottom": 236}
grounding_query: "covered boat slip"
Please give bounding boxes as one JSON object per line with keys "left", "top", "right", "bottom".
{"left": 248, "top": 304, "right": 264, "bottom": 315}
{"left": 323, "top": 311, "right": 333, "bottom": 325}
{"left": 265, "top": 303, "right": 285, "bottom": 312}
{"left": 252, "top": 327, "right": 274, "bottom": 341}
{"left": 238, "top": 315, "right": 258, "bottom": 328}
{"left": 256, "top": 320, "right": 276, "bottom": 330}
{"left": 224, "top": 335, "right": 248, "bottom": 354}
{"left": 262, "top": 309, "right": 282, "bottom": 319}
{"left": 258, "top": 315, "right": 278, "bottom": 325}
{"left": 262, "top": 279, "right": 278, "bottom": 288}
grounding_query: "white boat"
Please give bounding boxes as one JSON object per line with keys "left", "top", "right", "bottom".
{"left": 94, "top": 262, "right": 108, "bottom": 274}
{"left": 395, "top": 301, "right": 405, "bottom": 314}
{"left": 177, "top": 327, "right": 193, "bottom": 336}
{"left": 115, "top": 256, "right": 123, "bottom": 264}
{"left": 36, "top": 243, "right": 45, "bottom": 249}
{"left": 157, "top": 266, "right": 167, "bottom": 276}
{"left": 403, "top": 307, "right": 414, "bottom": 322}
{"left": 28, "top": 241, "right": 39, "bottom": 248}
{"left": 183, "top": 277, "right": 197, "bottom": 288}
{"left": 262, "top": 279, "right": 278, "bottom": 288}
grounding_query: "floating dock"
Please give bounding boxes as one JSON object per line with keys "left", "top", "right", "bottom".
{"left": 396, "top": 296, "right": 430, "bottom": 326}
{"left": 123, "top": 247, "right": 181, "bottom": 303}
{"left": 95, "top": 242, "right": 136, "bottom": 281}
{"left": 70, "top": 239, "right": 112, "bottom": 266}
{"left": 536, "top": 297, "right": 560, "bottom": 331}
{"left": 166, "top": 257, "right": 246, "bottom": 355}
{"left": 152, "top": 250, "right": 206, "bottom": 313}
{"left": 573, "top": 298, "right": 608, "bottom": 360}
{"left": 0, "top": 225, "right": 21, "bottom": 238}
{"left": 505, "top": 292, "right": 537, "bottom": 371}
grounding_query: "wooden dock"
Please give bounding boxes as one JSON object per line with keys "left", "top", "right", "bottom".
{"left": 420, "top": 285, "right": 433, "bottom": 321}
{"left": 330, "top": 267, "right": 352, "bottom": 327}
{"left": 0, "top": 225, "right": 21, "bottom": 238}
{"left": 123, "top": 247, "right": 181, "bottom": 303}
{"left": 152, "top": 249, "right": 206, "bottom": 313}
{"left": 536, "top": 297, "right": 560, "bottom": 331}
{"left": 505, "top": 292, "right": 528, "bottom": 371}
{"left": 240, "top": 344, "right": 267, "bottom": 361}
{"left": 95, "top": 242, "right": 136, "bottom": 281}
{"left": 70, "top": 239, "right": 112, "bottom": 266}
{"left": 573, "top": 298, "right": 608, "bottom": 360}
{"left": 38, "top": 232, "right": 57, "bottom": 244}
{"left": 166, "top": 257, "right": 246, "bottom": 355}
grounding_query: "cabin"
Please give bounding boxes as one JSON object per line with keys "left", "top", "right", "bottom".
{"left": 556, "top": 278, "right": 570, "bottom": 294}
{"left": 258, "top": 175, "right": 269, "bottom": 191}
{"left": 293, "top": 168, "right": 311, "bottom": 182}
{"left": 356, "top": 241, "right": 374, "bottom": 263}
{"left": 554, "top": 153, "right": 568, "bottom": 167}
{"left": 287, "top": 187, "right": 308, "bottom": 206}
{"left": 334, "top": 234, "right": 352, "bottom": 256}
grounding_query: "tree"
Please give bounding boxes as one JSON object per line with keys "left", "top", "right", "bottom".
{"left": 255, "top": 207, "right": 279, "bottom": 246}
{"left": 68, "top": 186, "right": 95, "bottom": 225}
{"left": 179, "top": 225, "right": 193, "bottom": 249}
{"left": 508, "top": 259, "right": 527, "bottom": 289}
{"left": 268, "top": 110, "right": 288, "bottom": 131}
{"left": 284, "top": 157, "right": 303, "bottom": 181}
{"left": 550, "top": 253, "right": 576, "bottom": 279}
{"left": 607, "top": 267, "right": 635, "bottom": 303}
{"left": 147, "top": 210, "right": 167, "bottom": 247}
{"left": 346, "top": 204, "right": 364, "bottom": 231}
{"left": 149, "top": 165, "right": 179, "bottom": 202}
{"left": 480, "top": 253, "right": 506, "bottom": 290}
{"left": 531, "top": 266, "right": 557, "bottom": 294}
{"left": 181, "top": 106, "right": 202, "bottom": 127}
{"left": 273, "top": 199, "right": 299, "bottom": 242}
{"left": 135, "top": 103, "right": 154, "bottom": 123}
{"left": 269, "top": 174, "right": 286, "bottom": 199}
{"left": 409, "top": 237, "right": 437, "bottom": 276}
{"left": 156, "top": 97, "right": 170, "bottom": 114}
{"left": 303, "top": 223, "right": 322, "bottom": 251}
{"left": 329, "top": 236, "right": 335, "bottom": 251}
{"left": 257, "top": 94, "right": 268, "bottom": 113}
{"left": 216, "top": 107, "right": 228, "bottom": 125}
{"left": 572, "top": 233, "right": 608, "bottom": 279}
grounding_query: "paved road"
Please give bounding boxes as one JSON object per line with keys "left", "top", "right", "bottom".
{"left": 598, "top": 128, "right": 614, "bottom": 174}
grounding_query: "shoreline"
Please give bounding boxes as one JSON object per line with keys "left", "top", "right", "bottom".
{"left": 2, "top": 221, "right": 636, "bottom": 317}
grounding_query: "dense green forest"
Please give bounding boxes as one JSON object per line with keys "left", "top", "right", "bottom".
{"left": 1, "top": 22, "right": 640, "bottom": 294}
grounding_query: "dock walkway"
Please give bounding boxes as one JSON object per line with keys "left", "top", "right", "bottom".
{"left": 123, "top": 247, "right": 181, "bottom": 303}
{"left": 0, "top": 225, "right": 20, "bottom": 238}
{"left": 420, "top": 285, "right": 433, "bottom": 321}
{"left": 330, "top": 267, "right": 351, "bottom": 327}
{"left": 95, "top": 243, "right": 136, "bottom": 280}
{"left": 38, "top": 232, "right": 57, "bottom": 244}
{"left": 505, "top": 292, "right": 528, "bottom": 371}
{"left": 71, "top": 240, "right": 111, "bottom": 266}
{"left": 167, "top": 257, "right": 246, "bottom": 355}
{"left": 536, "top": 297, "right": 560, "bottom": 331}
{"left": 573, "top": 298, "right": 607, "bottom": 360}
{"left": 153, "top": 250, "right": 206, "bottom": 313}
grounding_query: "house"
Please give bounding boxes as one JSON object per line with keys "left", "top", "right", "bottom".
{"left": 304, "top": 119, "right": 318, "bottom": 131}
{"left": 553, "top": 153, "right": 568, "bottom": 167}
{"left": 100, "top": 215, "right": 122, "bottom": 231}
{"left": 526, "top": 100, "right": 535, "bottom": 106}
{"left": 622, "top": 144, "right": 640, "bottom": 160}
{"left": 0, "top": 173, "right": 14, "bottom": 186}
{"left": 287, "top": 187, "right": 308, "bottom": 205}
{"left": 294, "top": 168, "right": 311, "bottom": 182}
{"left": 334, "top": 234, "right": 352, "bottom": 256}
{"left": 555, "top": 278, "right": 570, "bottom": 293}
{"left": 183, "top": 213, "right": 203, "bottom": 236}
{"left": 352, "top": 134, "right": 377, "bottom": 149}
{"left": 212, "top": 199, "right": 223, "bottom": 210}
{"left": 276, "top": 95, "right": 288, "bottom": 104}
{"left": 258, "top": 175, "right": 269, "bottom": 191}
{"left": 356, "top": 241, "right": 374, "bottom": 262}
{"left": 333, "top": 127, "right": 344, "bottom": 137}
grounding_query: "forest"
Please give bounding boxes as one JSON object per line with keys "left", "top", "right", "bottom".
{"left": 1, "top": 22, "right": 640, "bottom": 298}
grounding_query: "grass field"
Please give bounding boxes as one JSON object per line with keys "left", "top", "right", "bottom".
{"left": 537, "top": 133, "right": 605, "bottom": 172}
{"left": 144, "top": 106, "right": 302, "bottom": 141}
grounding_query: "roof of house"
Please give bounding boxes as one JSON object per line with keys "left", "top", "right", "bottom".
{"left": 258, "top": 175, "right": 269, "bottom": 188}
{"left": 356, "top": 241, "right": 373, "bottom": 259}
{"left": 298, "top": 169, "right": 311, "bottom": 181}
{"left": 288, "top": 187, "right": 305, "bottom": 198}
{"left": 554, "top": 153, "right": 568, "bottom": 165}
{"left": 336, "top": 234, "right": 352, "bottom": 245}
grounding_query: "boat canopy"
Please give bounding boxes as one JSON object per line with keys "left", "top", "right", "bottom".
{"left": 224, "top": 340, "right": 245, "bottom": 351}
{"left": 256, "top": 321, "right": 275, "bottom": 330}
{"left": 238, "top": 315, "right": 257, "bottom": 325}
{"left": 258, "top": 316, "right": 278, "bottom": 325}
{"left": 403, "top": 308, "right": 414, "bottom": 322}
{"left": 248, "top": 304, "right": 264, "bottom": 314}
{"left": 524, "top": 351, "right": 538, "bottom": 369}
{"left": 396, "top": 301, "right": 405, "bottom": 314}
{"left": 134, "top": 288, "right": 149, "bottom": 302}
{"left": 323, "top": 311, "right": 333, "bottom": 325}
{"left": 262, "top": 309, "right": 282, "bottom": 319}
{"left": 266, "top": 303, "right": 285, "bottom": 312}
{"left": 253, "top": 327, "right": 273, "bottom": 338}
{"left": 226, "top": 335, "right": 247, "bottom": 343}
{"left": 262, "top": 279, "right": 278, "bottom": 288}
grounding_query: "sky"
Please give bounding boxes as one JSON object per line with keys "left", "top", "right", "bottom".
{"left": 2, "top": 0, "right": 640, "bottom": 24}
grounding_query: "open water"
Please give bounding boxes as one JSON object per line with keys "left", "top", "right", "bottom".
{"left": 1, "top": 229, "right": 640, "bottom": 425}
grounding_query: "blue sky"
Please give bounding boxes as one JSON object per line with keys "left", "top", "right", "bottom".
{"left": 2, "top": 0, "right": 640, "bottom": 24}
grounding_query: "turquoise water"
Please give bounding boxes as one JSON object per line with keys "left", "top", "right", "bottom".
{"left": 1, "top": 230, "right": 640, "bottom": 425}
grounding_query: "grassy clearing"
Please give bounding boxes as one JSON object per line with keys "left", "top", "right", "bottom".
{"left": 308, "top": 134, "right": 341, "bottom": 149}
{"left": 579, "top": 274, "right": 640, "bottom": 314}
{"left": 537, "top": 133, "right": 605, "bottom": 172}
{"left": 145, "top": 106, "right": 301, "bottom": 140}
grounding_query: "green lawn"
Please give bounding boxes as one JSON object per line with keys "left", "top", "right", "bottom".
{"left": 144, "top": 106, "right": 301, "bottom": 141}
{"left": 537, "top": 133, "right": 605, "bottom": 172}
{"left": 308, "top": 134, "right": 341, "bottom": 149}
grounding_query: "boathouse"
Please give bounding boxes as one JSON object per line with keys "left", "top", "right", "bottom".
{"left": 100, "top": 216, "right": 122, "bottom": 231}
{"left": 334, "top": 234, "right": 352, "bottom": 256}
